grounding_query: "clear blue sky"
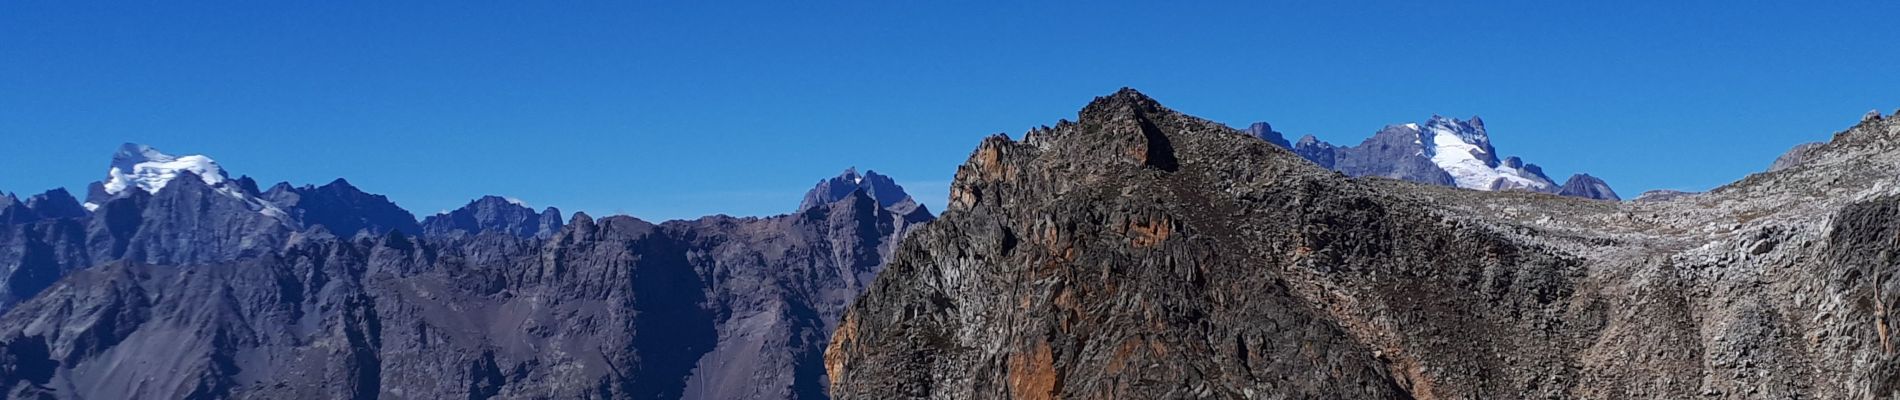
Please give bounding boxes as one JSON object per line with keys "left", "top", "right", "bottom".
{"left": 3, "top": 1, "right": 1896, "bottom": 220}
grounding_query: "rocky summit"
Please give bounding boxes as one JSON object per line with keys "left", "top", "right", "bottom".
{"left": 826, "top": 88, "right": 1900, "bottom": 398}
{"left": 0, "top": 144, "right": 934, "bottom": 399}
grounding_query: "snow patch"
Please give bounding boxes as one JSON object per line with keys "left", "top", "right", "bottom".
{"left": 104, "top": 149, "right": 228, "bottom": 196}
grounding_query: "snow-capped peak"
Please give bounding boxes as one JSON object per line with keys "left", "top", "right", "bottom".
{"left": 86, "top": 143, "right": 289, "bottom": 220}
{"left": 103, "top": 143, "right": 229, "bottom": 197}
{"left": 1420, "top": 115, "right": 1494, "bottom": 160}
{"left": 1415, "top": 116, "right": 1554, "bottom": 192}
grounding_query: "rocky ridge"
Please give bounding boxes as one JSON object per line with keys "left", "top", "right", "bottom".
{"left": 826, "top": 88, "right": 1900, "bottom": 398}
{"left": 0, "top": 146, "right": 934, "bottom": 399}
{"left": 420, "top": 196, "right": 564, "bottom": 239}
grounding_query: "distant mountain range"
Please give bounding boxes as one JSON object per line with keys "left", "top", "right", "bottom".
{"left": 0, "top": 144, "right": 929, "bottom": 399}
{"left": 1247, "top": 116, "right": 1622, "bottom": 200}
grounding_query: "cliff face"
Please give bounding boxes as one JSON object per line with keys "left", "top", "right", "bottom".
{"left": 826, "top": 89, "right": 1900, "bottom": 398}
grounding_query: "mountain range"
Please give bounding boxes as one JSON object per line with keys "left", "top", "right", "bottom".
{"left": 1248, "top": 117, "right": 1622, "bottom": 200}
{"left": 1, "top": 91, "right": 1895, "bottom": 399}
{"left": 0, "top": 144, "right": 929, "bottom": 399}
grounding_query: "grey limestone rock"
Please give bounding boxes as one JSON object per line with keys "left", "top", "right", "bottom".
{"left": 1770, "top": 141, "right": 1826, "bottom": 172}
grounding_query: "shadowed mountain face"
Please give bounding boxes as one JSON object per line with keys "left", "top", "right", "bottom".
{"left": 826, "top": 90, "right": 1900, "bottom": 398}
{"left": 799, "top": 168, "right": 932, "bottom": 216}
{"left": 0, "top": 170, "right": 295, "bottom": 311}
{"left": 798, "top": 168, "right": 935, "bottom": 242}
{"left": 0, "top": 144, "right": 934, "bottom": 399}
{"left": 263, "top": 179, "right": 423, "bottom": 238}
{"left": 1243, "top": 122, "right": 1290, "bottom": 148}
{"left": 1558, "top": 173, "right": 1622, "bottom": 201}
{"left": 420, "top": 196, "right": 564, "bottom": 239}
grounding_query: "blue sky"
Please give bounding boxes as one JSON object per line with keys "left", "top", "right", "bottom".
{"left": 3, "top": 1, "right": 1896, "bottom": 220}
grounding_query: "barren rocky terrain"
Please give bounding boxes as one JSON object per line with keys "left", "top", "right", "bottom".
{"left": 826, "top": 89, "right": 1900, "bottom": 399}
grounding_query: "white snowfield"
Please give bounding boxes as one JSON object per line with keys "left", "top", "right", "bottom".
{"left": 103, "top": 145, "right": 229, "bottom": 197}
{"left": 1415, "top": 117, "right": 1554, "bottom": 192}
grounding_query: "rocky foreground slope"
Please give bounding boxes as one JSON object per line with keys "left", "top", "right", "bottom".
{"left": 0, "top": 144, "right": 931, "bottom": 399}
{"left": 826, "top": 89, "right": 1900, "bottom": 398}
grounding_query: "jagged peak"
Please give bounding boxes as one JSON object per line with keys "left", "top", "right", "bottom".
{"left": 799, "top": 167, "right": 923, "bottom": 213}
{"left": 466, "top": 195, "right": 529, "bottom": 208}
{"left": 1245, "top": 122, "right": 1291, "bottom": 148}
{"left": 1422, "top": 115, "right": 1490, "bottom": 141}
{"left": 840, "top": 167, "right": 864, "bottom": 184}
{"left": 26, "top": 188, "right": 75, "bottom": 202}
{"left": 24, "top": 188, "right": 86, "bottom": 219}
{"left": 568, "top": 211, "right": 595, "bottom": 228}
{"left": 1295, "top": 134, "right": 1331, "bottom": 148}
{"left": 111, "top": 143, "right": 168, "bottom": 169}
{"left": 1557, "top": 173, "right": 1620, "bottom": 201}
{"left": 428, "top": 195, "right": 541, "bottom": 218}
{"left": 1100, "top": 87, "right": 1157, "bottom": 106}
{"left": 421, "top": 194, "right": 560, "bottom": 239}
{"left": 322, "top": 177, "right": 356, "bottom": 189}
{"left": 230, "top": 176, "right": 258, "bottom": 195}
{"left": 1079, "top": 87, "right": 1166, "bottom": 121}
{"left": 99, "top": 143, "right": 231, "bottom": 199}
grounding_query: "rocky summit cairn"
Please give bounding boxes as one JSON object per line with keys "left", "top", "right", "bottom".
{"left": 827, "top": 88, "right": 1900, "bottom": 399}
